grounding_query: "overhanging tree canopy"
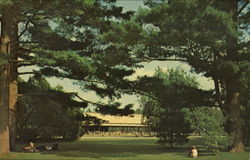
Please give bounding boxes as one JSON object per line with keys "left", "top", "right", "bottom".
{"left": 132, "top": 0, "right": 250, "bottom": 152}
{"left": 0, "top": 0, "right": 136, "bottom": 153}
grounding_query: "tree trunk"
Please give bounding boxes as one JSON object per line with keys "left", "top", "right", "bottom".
{"left": 224, "top": 0, "right": 244, "bottom": 152}
{"left": 214, "top": 78, "right": 223, "bottom": 109}
{"left": 9, "top": 22, "right": 19, "bottom": 151}
{"left": 213, "top": 78, "right": 244, "bottom": 152}
{"left": 224, "top": 81, "right": 244, "bottom": 152}
{"left": 0, "top": 8, "right": 12, "bottom": 155}
{"left": 0, "top": 66, "right": 10, "bottom": 155}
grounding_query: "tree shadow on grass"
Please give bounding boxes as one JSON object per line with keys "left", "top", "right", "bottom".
{"left": 15, "top": 137, "right": 217, "bottom": 159}
{"left": 40, "top": 143, "right": 216, "bottom": 159}
{"left": 38, "top": 139, "right": 187, "bottom": 159}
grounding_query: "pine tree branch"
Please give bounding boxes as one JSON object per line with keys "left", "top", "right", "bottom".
{"left": 39, "top": 70, "right": 105, "bottom": 84}
{"left": 18, "top": 47, "right": 39, "bottom": 55}
{"left": 147, "top": 58, "right": 186, "bottom": 62}
{"left": 17, "top": 63, "right": 34, "bottom": 67}
{"left": 138, "top": 57, "right": 187, "bottom": 63}
{"left": 18, "top": 91, "right": 76, "bottom": 97}
{"left": 13, "top": 60, "right": 31, "bottom": 63}
{"left": 124, "top": 89, "right": 159, "bottom": 102}
{"left": 17, "top": 91, "right": 104, "bottom": 107}
{"left": 71, "top": 93, "right": 103, "bottom": 107}
{"left": 19, "top": 41, "right": 45, "bottom": 44}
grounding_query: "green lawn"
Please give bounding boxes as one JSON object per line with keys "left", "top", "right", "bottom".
{"left": 1, "top": 136, "right": 249, "bottom": 160}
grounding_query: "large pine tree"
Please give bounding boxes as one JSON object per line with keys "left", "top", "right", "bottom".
{"left": 0, "top": 0, "right": 135, "bottom": 153}
{"left": 132, "top": 0, "right": 250, "bottom": 152}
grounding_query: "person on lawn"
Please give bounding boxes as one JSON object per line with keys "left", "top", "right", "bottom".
{"left": 188, "top": 146, "right": 198, "bottom": 158}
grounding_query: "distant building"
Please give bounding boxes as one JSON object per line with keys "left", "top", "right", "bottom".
{"left": 83, "top": 113, "right": 150, "bottom": 136}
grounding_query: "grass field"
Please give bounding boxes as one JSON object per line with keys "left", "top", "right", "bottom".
{"left": 1, "top": 136, "right": 249, "bottom": 160}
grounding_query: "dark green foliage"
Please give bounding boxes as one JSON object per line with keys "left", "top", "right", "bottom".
{"left": 184, "top": 107, "right": 233, "bottom": 153}
{"left": 3, "top": 0, "right": 140, "bottom": 119}
{"left": 83, "top": 114, "right": 107, "bottom": 126}
{"left": 141, "top": 96, "right": 191, "bottom": 148}
{"left": 135, "top": 108, "right": 142, "bottom": 114}
{"left": 136, "top": 68, "right": 214, "bottom": 108}
{"left": 242, "top": 103, "right": 250, "bottom": 145}
{"left": 157, "top": 109, "right": 190, "bottom": 146}
{"left": 239, "top": 63, "right": 250, "bottom": 144}
{"left": 96, "top": 103, "right": 134, "bottom": 116}
{"left": 134, "top": 0, "right": 244, "bottom": 78}
{"left": 17, "top": 76, "right": 86, "bottom": 141}
{"left": 134, "top": 0, "right": 249, "bottom": 151}
{"left": 140, "top": 68, "right": 212, "bottom": 147}
{"left": 0, "top": 55, "right": 8, "bottom": 66}
{"left": 3, "top": 0, "right": 138, "bottom": 103}
{"left": 23, "top": 0, "right": 139, "bottom": 114}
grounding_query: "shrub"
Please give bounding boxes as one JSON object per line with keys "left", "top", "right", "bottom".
{"left": 184, "top": 107, "right": 233, "bottom": 153}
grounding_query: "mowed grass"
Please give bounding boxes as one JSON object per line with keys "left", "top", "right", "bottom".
{"left": 1, "top": 136, "right": 249, "bottom": 160}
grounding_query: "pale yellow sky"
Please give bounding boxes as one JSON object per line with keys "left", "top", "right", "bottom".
{"left": 19, "top": 60, "right": 214, "bottom": 109}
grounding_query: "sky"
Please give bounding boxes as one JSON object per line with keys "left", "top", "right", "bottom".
{"left": 116, "top": 0, "right": 145, "bottom": 11}
{"left": 19, "top": 0, "right": 214, "bottom": 109}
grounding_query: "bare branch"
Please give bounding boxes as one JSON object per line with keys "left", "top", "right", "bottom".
{"left": 238, "top": 2, "right": 249, "bottom": 16}
{"left": 17, "top": 20, "right": 30, "bottom": 40}
{"left": 18, "top": 72, "right": 35, "bottom": 75}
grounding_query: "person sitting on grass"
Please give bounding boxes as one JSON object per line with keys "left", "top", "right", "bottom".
{"left": 36, "top": 143, "right": 60, "bottom": 151}
{"left": 23, "top": 142, "right": 37, "bottom": 152}
{"left": 51, "top": 143, "right": 60, "bottom": 151}
{"left": 188, "top": 146, "right": 198, "bottom": 158}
